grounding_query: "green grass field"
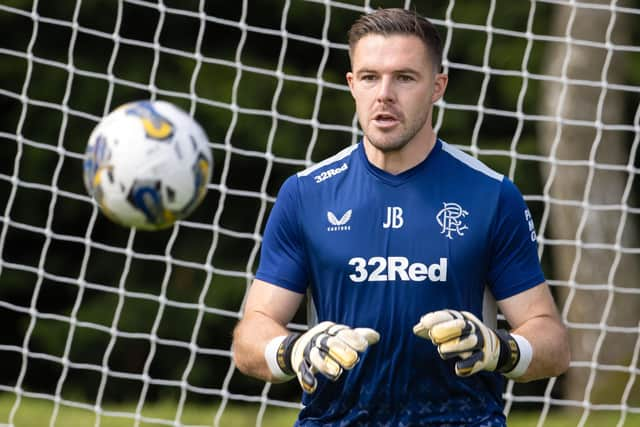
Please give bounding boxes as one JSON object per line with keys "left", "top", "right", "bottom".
{"left": 1, "top": 394, "right": 638, "bottom": 427}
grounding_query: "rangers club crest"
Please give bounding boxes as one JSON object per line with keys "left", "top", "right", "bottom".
{"left": 436, "top": 202, "right": 468, "bottom": 239}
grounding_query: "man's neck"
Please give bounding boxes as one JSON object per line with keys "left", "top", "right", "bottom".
{"left": 363, "top": 130, "right": 437, "bottom": 175}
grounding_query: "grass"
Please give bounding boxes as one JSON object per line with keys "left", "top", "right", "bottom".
{"left": 1, "top": 394, "right": 638, "bottom": 426}
{"left": 0, "top": 395, "right": 298, "bottom": 427}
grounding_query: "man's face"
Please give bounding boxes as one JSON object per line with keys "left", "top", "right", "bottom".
{"left": 346, "top": 34, "right": 447, "bottom": 153}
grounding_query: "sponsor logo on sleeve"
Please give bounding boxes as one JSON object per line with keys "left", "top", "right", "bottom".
{"left": 525, "top": 209, "right": 537, "bottom": 242}
{"left": 314, "top": 163, "right": 348, "bottom": 183}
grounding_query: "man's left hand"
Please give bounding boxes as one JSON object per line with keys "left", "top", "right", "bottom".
{"left": 413, "top": 309, "right": 519, "bottom": 377}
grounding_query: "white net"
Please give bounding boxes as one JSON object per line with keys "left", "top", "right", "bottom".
{"left": 0, "top": 0, "right": 639, "bottom": 426}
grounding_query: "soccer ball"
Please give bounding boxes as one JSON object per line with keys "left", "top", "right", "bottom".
{"left": 83, "top": 100, "right": 212, "bottom": 230}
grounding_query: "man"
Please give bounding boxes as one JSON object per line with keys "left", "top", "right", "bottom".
{"left": 233, "top": 8, "right": 570, "bottom": 426}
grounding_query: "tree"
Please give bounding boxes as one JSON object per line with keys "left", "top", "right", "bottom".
{"left": 538, "top": 1, "right": 640, "bottom": 405}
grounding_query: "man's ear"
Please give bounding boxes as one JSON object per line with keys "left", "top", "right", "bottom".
{"left": 431, "top": 73, "right": 448, "bottom": 103}
{"left": 346, "top": 71, "right": 355, "bottom": 98}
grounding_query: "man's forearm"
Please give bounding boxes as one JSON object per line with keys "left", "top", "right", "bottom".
{"left": 232, "top": 311, "right": 291, "bottom": 383}
{"left": 510, "top": 314, "right": 570, "bottom": 382}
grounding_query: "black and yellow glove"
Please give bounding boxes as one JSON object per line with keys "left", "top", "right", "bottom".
{"left": 413, "top": 310, "right": 520, "bottom": 377}
{"left": 277, "top": 321, "right": 380, "bottom": 393}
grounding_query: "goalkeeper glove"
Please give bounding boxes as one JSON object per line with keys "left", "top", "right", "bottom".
{"left": 413, "top": 310, "right": 523, "bottom": 377}
{"left": 273, "top": 321, "right": 380, "bottom": 393}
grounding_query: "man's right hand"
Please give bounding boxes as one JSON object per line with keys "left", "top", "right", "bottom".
{"left": 277, "top": 321, "right": 380, "bottom": 393}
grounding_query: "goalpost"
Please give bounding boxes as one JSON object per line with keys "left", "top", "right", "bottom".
{"left": 0, "top": 1, "right": 639, "bottom": 426}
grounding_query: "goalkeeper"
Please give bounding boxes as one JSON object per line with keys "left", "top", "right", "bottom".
{"left": 233, "top": 7, "right": 569, "bottom": 426}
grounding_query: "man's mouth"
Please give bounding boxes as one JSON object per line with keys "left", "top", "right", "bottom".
{"left": 373, "top": 113, "right": 399, "bottom": 127}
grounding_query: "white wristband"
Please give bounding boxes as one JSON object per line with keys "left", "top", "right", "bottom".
{"left": 264, "top": 335, "right": 295, "bottom": 381}
{"left": 504, "top": 334, "right": 533, "bottom": 379}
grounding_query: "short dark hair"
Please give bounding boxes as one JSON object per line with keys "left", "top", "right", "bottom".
{"left": 347, "top": 8, "right": 443, "bottom": 72}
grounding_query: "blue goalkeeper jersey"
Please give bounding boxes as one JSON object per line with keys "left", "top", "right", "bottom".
{"left": 256, "top": 139, "right": 545, "bottom": 427}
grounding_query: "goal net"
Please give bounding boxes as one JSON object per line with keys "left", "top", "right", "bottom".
{"left": 0, "top": 0, "right": 639, "bottom": 426}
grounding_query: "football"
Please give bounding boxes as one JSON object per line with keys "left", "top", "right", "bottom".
{"left": 83, "top": 100, "right": 212, "bottom": 230}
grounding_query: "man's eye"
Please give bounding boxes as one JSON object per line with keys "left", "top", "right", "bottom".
{"left": 361, "top": 75, "right": 377, "bottom": 81}
{"left": 398, "top": 75, "right": 413, "bottom": 82}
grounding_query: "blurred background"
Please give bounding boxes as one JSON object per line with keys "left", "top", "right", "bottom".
{"left": 0, "top": 0, "right": 639, "bottom": 426}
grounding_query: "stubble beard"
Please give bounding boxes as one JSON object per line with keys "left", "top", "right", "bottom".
{"left": 363, "top": 108, "right": 430, "bottom": 154}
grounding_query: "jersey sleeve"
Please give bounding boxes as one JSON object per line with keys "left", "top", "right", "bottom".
{"left": 487, "top": 178, "right": 545, "bottom": 300}
{"left": 255, "top": 175, "right": 308, "bottom": 294}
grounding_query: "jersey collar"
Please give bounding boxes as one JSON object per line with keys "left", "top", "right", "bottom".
{"left": 358, "top": 138, "right": 442, "bottom": 186}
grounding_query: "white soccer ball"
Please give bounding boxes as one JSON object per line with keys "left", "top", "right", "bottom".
{"left": 83, "top": 100, "right": 212, "bottom": 230}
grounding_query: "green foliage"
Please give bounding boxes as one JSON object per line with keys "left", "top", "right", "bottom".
{"left": 2, "top": 0, "right": 640, "bottom": 409}
{"left": 0, "top": 0, "right": 549, "bottom": 407}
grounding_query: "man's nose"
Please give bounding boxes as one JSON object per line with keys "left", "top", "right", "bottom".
{"left": 376, "top": 76, "right": 395, "bottom": 103}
